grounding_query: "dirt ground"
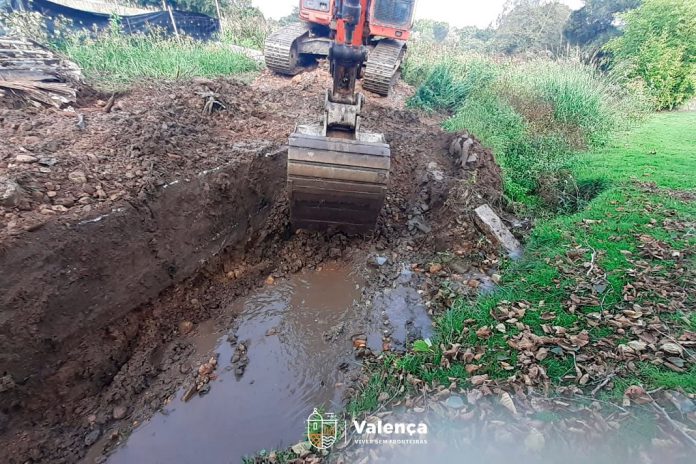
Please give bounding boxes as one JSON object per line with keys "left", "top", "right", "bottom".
{"left": 0, "top": 67, "right": 506, "bottom": 463}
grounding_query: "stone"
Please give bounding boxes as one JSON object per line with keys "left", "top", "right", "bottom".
{"left": 329, "top": 247, "right": 342, "bottom": 259}
{"left": 15, "top": 154, "right": 38, "bottom": 163}
{"left": 445, "top": 395, "right": 465, "bottom": 409}
{"left": 84, "top": 428, "right": 101, "bottom": 446}
{"left": 1, "top": 177, "right": 28, "bottom": 208}
{"left": 0, "top": 374, "right": 15, "bottom": 393}
{"left": 291, "top": 441, "right": 312, "bottom": 458}
{"left": 474, "top": 204, "right": 523, "bottom": 259}
{"left": 179, "top": 321, "right": 194, "bottom": 335}
{"left": 54, "top": 197, "right": 75, "bottom": 207}
{"left": 68, "top": 170, "right": 88, "bottom": 184}
{"left": 38, "top": 157, "right": 58, "bottom": 167}
{"left": 373, "top": 256, "right": 388, "bottom": 267}
{"left": 112, "top": 406, "right": 127, "bottom": 420}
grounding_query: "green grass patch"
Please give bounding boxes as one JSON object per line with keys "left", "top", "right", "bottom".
{"left": 349, "top": 112, "right": 696, "bottom": 413}
{"left": 55, "top": 24, "right": 259, "bottom": 90}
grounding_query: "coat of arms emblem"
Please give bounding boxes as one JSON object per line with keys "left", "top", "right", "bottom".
{"left": 307, "top": 408, "right": 338, "bottom": 449}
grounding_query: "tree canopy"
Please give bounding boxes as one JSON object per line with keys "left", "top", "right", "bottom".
{"left": 606, "top": 0, "right": 696, "bottom": 109}
{"left": 564, "top": 0, "right": 642, "bottom": 49}
{"left": 493, "top": 0, "right": 571, "bottom": 55}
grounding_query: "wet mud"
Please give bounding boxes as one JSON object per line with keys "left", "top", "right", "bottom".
{"left": 107, "top": 263, "right": 364, "bottom": 464}
{"left": 0, "top": 68, "right": 505, "bottom": 463}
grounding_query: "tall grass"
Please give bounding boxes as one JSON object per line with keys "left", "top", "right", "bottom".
{"left": 56, "top": 26, "right": 259, "bottom": 89}
{"left": 405, "top": 43, "right": 648, "bottom": 210}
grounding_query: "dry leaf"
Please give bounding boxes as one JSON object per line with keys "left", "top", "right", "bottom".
{"left": 476, "top": 326, "right": 492, "bottom": 339}
{"left": 660, "top": 342, "right": 683, "bottom": 355}
{"left": 499, "top": 391, "right": 517, "bottom": 415}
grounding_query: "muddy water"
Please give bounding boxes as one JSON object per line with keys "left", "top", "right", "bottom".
{"left": 108, "top": 263, "right": 364, "bottom": 464}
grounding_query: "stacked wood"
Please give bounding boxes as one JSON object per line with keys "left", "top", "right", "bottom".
{"left": 0, "top": 36, "right": 83, "bottom": 108}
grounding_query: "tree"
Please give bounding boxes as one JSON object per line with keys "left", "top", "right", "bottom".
{"left": 413, "top": 19, "right": 450, "bottom": 43}
{"left": 278, "top": 6, "right": 300, "bottom": 26}
{"left": 493, "top": 0, "right": 571, "bottom": 55}
{"left": 564, "top": 0, "right": 642, "bottom": 50}
{"left": 606, "top": 0, "right": 696, "bottom": 109}
{"left": 457, "top": 26, "right": 495, "bottom": 52}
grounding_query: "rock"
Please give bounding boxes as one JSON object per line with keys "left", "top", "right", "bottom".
{"left": 198, "top": 381, "right": 212, "bottom": 395}
{"left": 1, "top": 177, "right": 28, "bottom": 208}
{"left": 373, "top": 256, "right": 388, "bottom": 267}
{"left": 474, "top": 204, "right": 523, "bottom": 259}
{"left": 84, "top": 428, "right": 101, "bottom": 446}
{"left": 15, "top": 154, "right": 38, "bottom": 163}
{"left": 179, "top": 363, "right": 191, "bottom": 374}
{"left": 265, "top": 275, "right": 275, "bottom": 285}
{"left": 179, "top": 321, "right": 194, "bottom": 335}
{"left": 38, "top": 157, "right": 58, "bottom": 167}
{"left": 112, "top": 406, "right": 127, "bottom": 420}
{"left": 291, "top": 441, "right": 312, "bottom": 458}
{"left": 0, "top": 374, "right": 15, "bottom": 393}
{"left": 444, "top": 395, "right": 465, "bottom": 409}
{"left": 329, "top": 247, "right": 342, "bottom": 259}
{"left": 68, "top": 170, "right": 88, "bottom": 184}
{"left": 54, "top": 197, "right": 75, "bottom": 207}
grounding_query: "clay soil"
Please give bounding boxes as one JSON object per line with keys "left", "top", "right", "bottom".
{"left": 0, "top": 68, "right": 505, "bottom": 463}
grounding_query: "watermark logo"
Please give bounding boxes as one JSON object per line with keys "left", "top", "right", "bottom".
{"left": 305, "top": 408, "right": 428, "bottom": 450}
{"left": 307, "top": 408, "right": 338, "bottom": 450}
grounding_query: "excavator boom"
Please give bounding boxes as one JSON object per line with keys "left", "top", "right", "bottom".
{"left": 287, "top": 0, "right": 391, "bottom": 233}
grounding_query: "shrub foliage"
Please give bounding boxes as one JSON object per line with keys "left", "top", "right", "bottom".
{"left": 606, "top": 0, "right": 696, "bottom": 109}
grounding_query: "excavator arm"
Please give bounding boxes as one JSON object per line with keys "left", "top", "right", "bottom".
{"left": 286, "top": 0, "right": 391, "bottom": 234}
{"left": 324, "top": 0, "right": 367, "bottom": 135}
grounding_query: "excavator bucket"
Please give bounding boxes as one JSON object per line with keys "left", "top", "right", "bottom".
{"left": 288, "top": 125, "right": 391, "bottom": 234}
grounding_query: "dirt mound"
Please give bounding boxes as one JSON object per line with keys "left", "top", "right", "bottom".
{"left": 0, "top": 69, "right": 506, "bottom": 464}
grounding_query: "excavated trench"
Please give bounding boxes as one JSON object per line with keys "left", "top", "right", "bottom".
{"left": 0, "top": 70, "right": 506, "bottom": 463}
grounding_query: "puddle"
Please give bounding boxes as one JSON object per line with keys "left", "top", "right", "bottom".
{"left": 107, "top": 263, "right": 364, "bottom": 464}
{"left": 369, "top": 266, "right": 433, "bottom": 351}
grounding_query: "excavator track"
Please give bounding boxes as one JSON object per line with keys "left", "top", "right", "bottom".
{"left": 363, "top": 39, "right": 406, "bottom": 97}
{"left": 264, "top": 23, "right": 310, "bottom": 76}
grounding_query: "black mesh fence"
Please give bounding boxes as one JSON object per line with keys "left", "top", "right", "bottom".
{"left": 6, "top": 0, "right": 220, "bottom": 41}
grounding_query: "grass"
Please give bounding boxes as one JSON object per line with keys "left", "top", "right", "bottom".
{"left": 55, "top": 26, "right": 259, "bottom": 89}
{"left": 404, "top": 44, "right": 649, "bottom": 210}
{"left": 349, "top": 111, "right": 696, "bottom": 417}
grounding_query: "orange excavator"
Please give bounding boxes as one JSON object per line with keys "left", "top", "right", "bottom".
{"left": 266, "top": 1, "right": 417, "bottom": 233}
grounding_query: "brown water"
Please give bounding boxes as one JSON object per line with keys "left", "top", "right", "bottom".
{"left": 107, "top": 263, "right": 364, "bottom": 464}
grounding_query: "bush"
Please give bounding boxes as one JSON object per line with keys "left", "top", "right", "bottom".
{"left": 408, "top": 58, "right": 498, "bottom": 111}
{"left": 606, "top": 0, "right": 696, "bottom": 109}
{"left": 407, "top": 47, "right": 646, "bottom": 210}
